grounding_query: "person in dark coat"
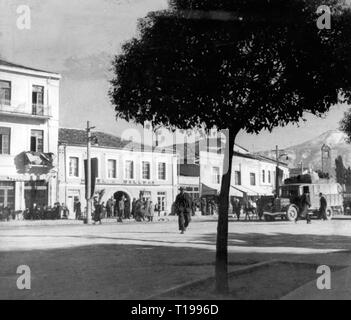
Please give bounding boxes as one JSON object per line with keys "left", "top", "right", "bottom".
{"left": 319, "top": 193, "right": 328, "bottom": 220}
{"left": 93, "top": 200, "right": 102, "bottom": 224}
{"left": 296, "top": 188, "right": 311, "bottom": 224}
{"left": 117, "top": 196, "right": 125, "bottom": 223}
{"left": 174, "top": 187, "right": 192, "bottom": 234}
{"left": 106, "top": 198, "right": 112, "bottom": 218}
{"left": 131, "top": 198, "right": 137, "bottom": 219}
{"left": 74, "top": 199, "right": 81, "bottom": 220}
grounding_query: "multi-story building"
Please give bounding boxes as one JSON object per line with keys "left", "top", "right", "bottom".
{"left": 175, "top": 137, "right": 289, "bottom": 201}
{"left": 58, "top": 128, "right": 178, "bottom": 218}
{"left": 200, "top": 150, "right": 289, "bottom": 198}
{"left": 0, "top": 60, "right": 60, "bottom": 211}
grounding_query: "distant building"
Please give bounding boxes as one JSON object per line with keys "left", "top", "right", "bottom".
{"left": 200, "top": 151, "right": 289, "bottom": 198}
{"left": 178, "top": 163, "right": 200, "bottom": 201}
{"left": 0, "top": 60, "right": 60, "bottom": 210}
{"left": 175, "top": 137, "right": 289, "bottom": 201}
{"left": 58, "top": 128, "right": 178, "bottom": 218}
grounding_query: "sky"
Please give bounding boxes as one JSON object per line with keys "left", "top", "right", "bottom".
{"left": 0, "top": 0, "right": 349, "bottom": 152}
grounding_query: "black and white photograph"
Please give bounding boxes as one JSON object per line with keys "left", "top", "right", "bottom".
{"left": 1, "top": 0, "right": 351, "bottom": 306}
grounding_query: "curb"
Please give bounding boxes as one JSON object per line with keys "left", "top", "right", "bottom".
{"left": 146, "top": 259, "right": 279, "bottom": 300}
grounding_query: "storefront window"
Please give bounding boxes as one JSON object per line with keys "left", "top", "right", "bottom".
{"left": 0, "top": 181, "right": 15, "bottom": 209}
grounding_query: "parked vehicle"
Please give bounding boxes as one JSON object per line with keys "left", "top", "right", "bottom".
{"left": 262, "top": 179, "right": 343, "bottom": 222}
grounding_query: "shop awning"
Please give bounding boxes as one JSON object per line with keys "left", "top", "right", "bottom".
{"left": 230, "top": 185, "right": 245, "bottom": 197}
{"left": 231, "top": 185, "right": 259, "bottom": 196}
{"left": 201, "top": 183, "right": 218, "bottom": 196}
{"left": 24, "top": 152, "right": 54, "bottom": 167}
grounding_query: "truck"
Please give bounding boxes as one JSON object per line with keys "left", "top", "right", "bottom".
{"left": 262, "top": 178, "right": 343, "bottom": 222}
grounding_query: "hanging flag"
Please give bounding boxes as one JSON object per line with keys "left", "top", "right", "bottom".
{"left": 84, "top": 158, "right": 98, "bottom": 199}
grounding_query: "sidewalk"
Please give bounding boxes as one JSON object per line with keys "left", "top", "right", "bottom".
{"left": 0, "top": 214, "right": 217, "bottom": 227}
{"left": 281, "top": 266, "right": 351, "bottom": 300}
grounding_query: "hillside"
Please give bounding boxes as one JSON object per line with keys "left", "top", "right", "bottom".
{"left": 261, "top": 130, "right": 351, "bottom": 169}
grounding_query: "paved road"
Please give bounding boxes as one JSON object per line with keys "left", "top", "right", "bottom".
{"left": 1, "top": 217, "right": 351, "bottom": 299}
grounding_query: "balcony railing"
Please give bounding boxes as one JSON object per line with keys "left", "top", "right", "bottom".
{"left": 0, "top": 99, "right": 51, "bottom": 118}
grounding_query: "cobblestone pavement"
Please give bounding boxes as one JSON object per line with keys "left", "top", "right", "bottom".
{"left": 1, "top": 217, "right": 351, "bottom": 299}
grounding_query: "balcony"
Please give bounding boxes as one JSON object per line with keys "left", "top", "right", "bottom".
{"left": 0, "top": 99, "right": 51, "bottom": 119}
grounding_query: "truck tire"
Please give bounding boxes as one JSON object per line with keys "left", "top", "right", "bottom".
{"left": 325, "top": 207, "right": 333, "bottom": 221}
{"left": 286, "top": 204, "right": 298, "bottom": 222}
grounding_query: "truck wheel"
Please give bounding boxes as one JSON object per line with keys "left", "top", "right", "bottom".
{"left": 286, "top": 204, "right": 298, "bottom": 222}
{"left": 325, "top": 207, "right": 333, "bottom": 221}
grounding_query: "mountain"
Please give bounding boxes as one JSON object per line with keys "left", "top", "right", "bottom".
{"left": 260, "top": 130, "right": 351, "bottom": 170}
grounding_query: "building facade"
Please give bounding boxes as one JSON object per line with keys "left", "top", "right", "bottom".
{"left": 58, "top": 128, "right": 178, "bottom": 218}
{"left": 0, "top": 60, "right": 60, "bottom": 211}
{"left": 200, "top": 150, "right": 290, "bottom": 198}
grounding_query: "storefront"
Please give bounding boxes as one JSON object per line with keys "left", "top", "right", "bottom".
{"left": 24, "top": 180, "right": 48, "bottom": 209}
{"left": 0, "top": 181, "right": 15, "bottom": 210}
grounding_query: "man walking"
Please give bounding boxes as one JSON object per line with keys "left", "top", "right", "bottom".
{"left": 319, "top": 193, "right": 328, "bottom": 220}
{"left": 174, "top": 187, "right": 192, "bottom": 234}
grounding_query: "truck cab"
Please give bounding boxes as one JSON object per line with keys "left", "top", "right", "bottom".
{"left": 263, "top": 179, "right": 343, "bottom": 221}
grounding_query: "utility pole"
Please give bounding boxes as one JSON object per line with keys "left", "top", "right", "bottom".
{"left": 86, "top": 121, "right": 95, "bottom": 224}
{"left": 272, "top": 145, "right": 288, "bottom": 197}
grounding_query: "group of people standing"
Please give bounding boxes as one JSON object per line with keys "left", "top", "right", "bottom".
{"left": 89, "top": 195, "right": 161, "bottom": 224}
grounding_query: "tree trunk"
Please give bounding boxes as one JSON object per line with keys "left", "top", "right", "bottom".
{"left": 215, "top": 127, "right": 238, "bottom": 294}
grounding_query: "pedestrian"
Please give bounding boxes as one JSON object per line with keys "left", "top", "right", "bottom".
{"left": 155, "top": 202, "right": 161, "bottom": 217}
{"left": 106, "top": 198, "right": 112, "bottom": 218}
{"left": 296, "top": 187, "right": 311, "bottom": 224}
{"left": 117, "top": 196, "right": 125, "bottom": 222}
{"left": 174, "top": 187, "right": 192, "bottom": 234}
{"left": 201, "top": 197, "right": 206, "bottom": 215}
{"left": 93, "top": 199, "right": 102, "bottom": 224}
{"left": 124, "top": 198, "right": 131, "bottom": 219}
{"left": 144, "top": 200, "right": 151, "bottom": 222}
{"left": 131, "top": 198, "right": 137, "bottom": 219}
{"left": 233, "top": 198, "right": 241, "bottom": 221}
{"left": 101, "top": 202, "right": 106, "bottom": 219}
{"left": 257, "top": 196, "right": 264, "bottom": 221}
{"left": 319, "top": 193, "right": 328, "bottom": 220}
{"left": 149, "top": 201, "right": 155, "bottom": 222}
{"left": 75, "top": 200, "right": 82, "bottom": 220}
{"left": 134, "top": 198, "right": 145, "bottom": 221}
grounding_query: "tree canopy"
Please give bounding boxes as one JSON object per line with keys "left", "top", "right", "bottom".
{"left": 110, "top": 0, "right": 351, "bottom": 134}
{"left": 110, "top": 0, "right": 351, "bottom": 293}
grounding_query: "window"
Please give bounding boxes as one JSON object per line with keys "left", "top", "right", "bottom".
{"left": 69, "top": 157, "right": 79, "bottom": 177}
{"left": 125, "top": 160, "right": 134, "bottom": 179}
{"left": 250, "top": 173, "right": 256, "bottom": 186}
{"left": 158, "top": 162, "right": 166, "bottom": 180}
{"left": 0, "top": 127, "right": 10, "bottom": 155}
{"left": 234, "top": 171, "right": 241, "bottom": 185}
{"left": 32, "top": 85, "right": 44, "bottom": 115}
{"left": 262, "top": 170, "right": 265, "bottom": 183}
{"left": 157, "top": 192, "right": 167, "bottom": 212}
{"left": 30, "top": 130, "right": 44, "bottom": 152}
{"left": 108, "top": 159, "right": 117, "bottom": 179}
{"left": 142, "top": 161, "right": 151, "bottom": 180}
{"left": 212, "top": 167, "right": 221, "bottom": 184}
{"left": 268, "top": 171, "right": 271, "bottom": 184}
{"left": 0, "top": 80, "right": 11, "bottom": 105}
